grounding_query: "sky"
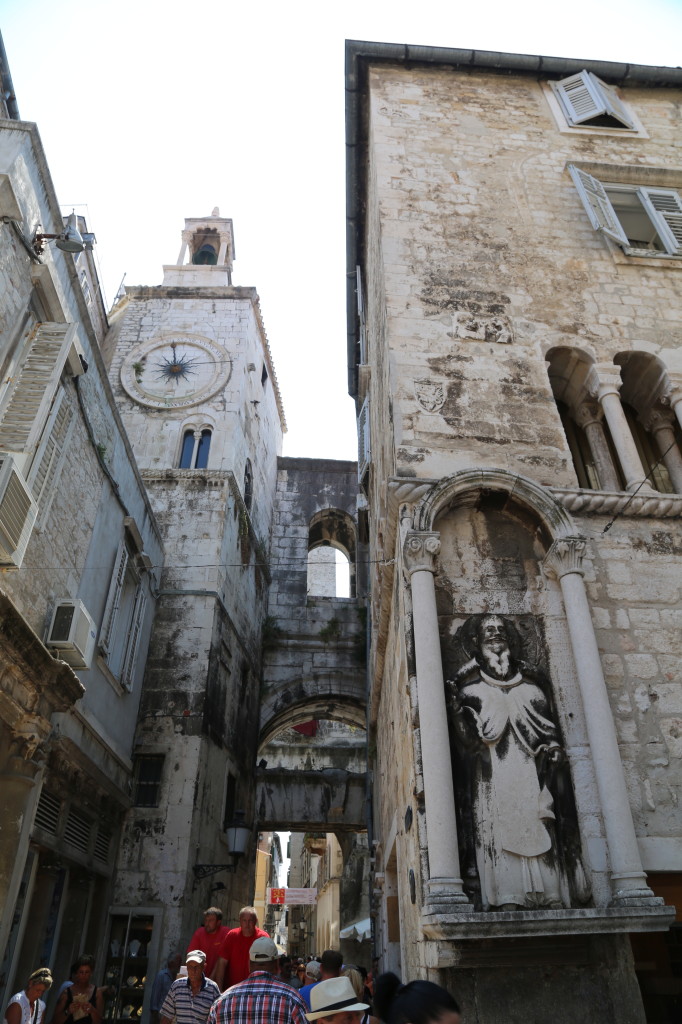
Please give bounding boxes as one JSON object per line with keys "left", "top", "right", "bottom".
{"left": 3, "top": 0, "right": 682, "bottom": 461}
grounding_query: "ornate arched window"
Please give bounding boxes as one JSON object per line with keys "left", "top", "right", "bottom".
{"left": 179, "top": 428, "right": 211, "bottom": 469}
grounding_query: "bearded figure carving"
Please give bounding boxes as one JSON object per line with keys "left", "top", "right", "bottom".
{"left": 445, "top": 614, "right": 588, "bottom": 911}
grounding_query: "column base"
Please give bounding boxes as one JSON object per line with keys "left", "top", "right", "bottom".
{"left": 423, "top": 877, "right": 474, "bottom": 915}
{"left": 611, "top": 887, "right": 664, "bottom": 908}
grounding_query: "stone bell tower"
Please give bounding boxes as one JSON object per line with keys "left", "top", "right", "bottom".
{"left": 105, "top": 209, "right": 285, "bottom": 947}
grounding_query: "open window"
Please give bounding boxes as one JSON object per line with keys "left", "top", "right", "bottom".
{"left": 551, "top": 70, "right": 635, "bottom": 130}
{"left": 179, "top": 428, "right": 212, "bottom": 469}
{"left": 569, "top": 166, "right": 682, "bottom": 256}
{"left": 307, "top": 509, "right": 356, "bottom": 599}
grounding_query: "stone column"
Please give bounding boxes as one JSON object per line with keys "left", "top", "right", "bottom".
{"left": 544, "top": 538, "right": 659, "bottom": 906}
{"left": 588, "top": 369, "right": 656, "bottom": 494}
{"left": 177, "top": 229, "right": 193, "bottom": 266}
{"left": 0, "top": 725, "right": 46, "bottom": 956}
{"left": 574, "top": 401, "right": 620, "bottom": 491}
{"left": 643, "top": 408, "right": 682, "bottom": 493}
{"left": 190, "top": 430, "right": 202, "bottom": 468}
{"left": 404, "top": 532, "right": 471, "bottom": 913}
{"left": 217, "top": 234, "right": 230, "bottom": 265}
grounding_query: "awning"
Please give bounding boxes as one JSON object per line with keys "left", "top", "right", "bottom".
{"left": 339, "top": 917, "right": 371, "bottom": 942}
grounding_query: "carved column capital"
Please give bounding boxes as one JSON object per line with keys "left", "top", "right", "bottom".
{"left": 641, "top": 405, "right": 676, "bottom": 435}
{"left": 404, "top": 532, "right": 441, "bottom": 575}
{"left": 181, "top": 230, "right": 194, "bottom": 243}
{"left": 587, "top": 366, "right": 621, "bottom": 401}
{"left": 574, "top": 400, "right": 603, "bottom": 429}
{"left": 661, "top": 376, "right": 682, "bottom": 410}
{"left": 543, "top": 536, "right": 587, "bottom": 580}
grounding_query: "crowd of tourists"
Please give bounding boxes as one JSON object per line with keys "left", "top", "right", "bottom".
{"left": 4, "top": 905, "right": 460, "bottom": 1024}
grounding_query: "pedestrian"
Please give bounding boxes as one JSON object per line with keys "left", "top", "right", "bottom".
{"left": 319, "top": 952, "right": 343, "bottom": 983}
{"left": 50, "top": 957, "right": 103, "bottom": 1024}
{"left": 54, "top": 966, "right": 77, "bottom": 1002}
{"left": 187, "top": 908, "right": 229, "bottom": 979}
{"left": 207, "top": 936, "right": 308, "bottom": 1024}
{"left": 211, "top": 907, "right": 268, "bottom": 990}
{"left": 341, "top": 970, "right": 375, "bottom": 1024}
{"left": 297, "top": 961, "right": 321, "bottom": 1009}
{"left": 372, "top": 973, "right": 461, "bottom": 1024}
{"left": 305, "top": 976, "right": 369, "bottom": 1024}
{"left": 150, "top": 954, "right": 182, "bottom": 1024}
{"left": 159, "top": 951, "right": 220, "bottom": 1024}
{"left": 5, "top": 968, "right": 53, "bottom": 1024}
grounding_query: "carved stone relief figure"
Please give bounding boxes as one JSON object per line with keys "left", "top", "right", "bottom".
{"left": 452, "top": 312, "right": 513, "bottom": 344}
{"left": 444, "top": 613, "right": 588, "bottom": 911}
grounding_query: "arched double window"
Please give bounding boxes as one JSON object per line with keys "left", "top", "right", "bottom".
{"left": 179, "top": 428, "right": 211, "bottom": 469}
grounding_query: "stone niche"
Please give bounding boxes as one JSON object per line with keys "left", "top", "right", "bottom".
{"left": 434, "top": 495, "right": 589, "bottom": 913}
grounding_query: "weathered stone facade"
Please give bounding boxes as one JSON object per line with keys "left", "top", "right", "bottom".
{"left": 346, "top": 42, "right": 682, "bottom": 1022}
{"left": 0, "top": 67, "right": 162, "bottom": 1012}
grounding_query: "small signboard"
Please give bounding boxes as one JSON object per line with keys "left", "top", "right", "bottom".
{"left": 267, "top": 887, "right": 318, "bottom": 905}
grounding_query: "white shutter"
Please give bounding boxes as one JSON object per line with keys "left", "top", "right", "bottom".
{"left": 568, "top": 165, "right": 629, "bottom": 245}
{"left": 554, "top": 70, "right": 634, "bottom": 129}
{"left": 357, "top": 397, "right": 371, "bottom": 480}
{"left": 638, "top": 188, "right": 682, "bottom": 254}
{"left": 0, "top": 322, "right": 77, "bottom": 462}
{"left": 27, "top": 387, "right": 76, "bottom": 524}
{"left": 99, "top": 540, "right": 129, "bottom": 656}
{"left": 120, "top": 586, "right": 147, "bottom": 690}
{"left": 0, "top": 455, "right": 39, "bottom": 568}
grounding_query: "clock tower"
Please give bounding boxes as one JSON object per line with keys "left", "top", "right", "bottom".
{"left": 105, "top": 210, "right": 285, "bottom": 945}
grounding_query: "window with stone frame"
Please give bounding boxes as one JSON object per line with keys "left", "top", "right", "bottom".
{"left": 569, "top": 166, "right": 682, "bottom": 257}
{"left": 551, "top": 70, "right": 636, "bottom": 130}
{"left": 99, "top": 534, "right": 148, "bottom": 690}
{"left": 133, "top": 755, "right": 164, "bottom": 807}
{"left": 179, "top": 428, "right": 212, "bottom": 469}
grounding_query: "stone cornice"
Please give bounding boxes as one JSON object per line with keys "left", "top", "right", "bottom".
{"left": 550, "top": 487, "right": 682, "bottom": 517}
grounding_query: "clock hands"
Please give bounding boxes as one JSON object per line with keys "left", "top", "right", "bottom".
{"left": 153, "top": 343, "right": 199, "bottom": 384}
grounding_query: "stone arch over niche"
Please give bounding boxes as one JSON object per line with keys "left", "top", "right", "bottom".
{"left": 412, "top": 470, "right": 594, "bottom": 910}
{"left": 413, "top": 468, "right": 576, "bottom": 539}
{"left": 307, "top": 508, "right": 357, "bottom": 598}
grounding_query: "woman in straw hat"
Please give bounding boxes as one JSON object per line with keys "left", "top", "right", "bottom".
{"left": 4, "top": 968, "right": 53, "bottom": 1024}
{"left": 306, "top": 976, "right": 369, "bottom": 1024}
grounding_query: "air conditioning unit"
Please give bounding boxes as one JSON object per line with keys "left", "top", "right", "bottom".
{"left": 46, "top": 599, "right": 97, "bottom": 669}
{"left": 0, "top": 455, "right": 39, "bottom": 568}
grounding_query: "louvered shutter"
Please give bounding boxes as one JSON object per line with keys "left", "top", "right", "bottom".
{"left": 120, "top": 586, "right": 147, "bottom": 691}
{"left": 28, "top": 387, "right": 76, "bottom": 523}
{"left": 554, "top": 71, "right": 634, "bottom": 129}
{"left": 568, "top": 166, "right": 629, "bottom": 245}
{"left": 0, "top": 322, "right": 77, "bottom": 466}
{"left": 638, "top": 188, "right": 682, "bottom": 254}
{"left": 0, "top": 455, "right": 39, "bottom": 568}
{"left": 99, "top": 540, "right": 129, "bottom": 656}
{"left": 357, "top": 398, "right": 371, "bottom": 480}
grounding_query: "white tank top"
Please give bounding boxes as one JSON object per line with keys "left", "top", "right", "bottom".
{"left": 6, "top": 991, "right": 45, "bottom": 1024}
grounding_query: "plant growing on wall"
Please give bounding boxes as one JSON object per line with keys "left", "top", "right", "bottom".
{"left": 319, "top": 617, "right": 341, "bottom": 644}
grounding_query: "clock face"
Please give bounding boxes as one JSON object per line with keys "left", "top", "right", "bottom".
{"left": 121, "top": 335, "right": 231, "bottom": 408}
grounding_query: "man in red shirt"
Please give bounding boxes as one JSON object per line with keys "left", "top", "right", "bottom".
{"left": 187, "top": 907, "right": 230, "bottom": 978}
{"left": 211, "top": 906, "right": 268, "bottom": 990}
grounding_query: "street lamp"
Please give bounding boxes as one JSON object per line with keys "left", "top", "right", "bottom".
{"left": 193, "top": 810, "right": 251, "bottom": 880}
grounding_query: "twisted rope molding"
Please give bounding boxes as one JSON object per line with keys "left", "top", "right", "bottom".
{"left": 550, "top": 488, "right": 682, "bottom": 518}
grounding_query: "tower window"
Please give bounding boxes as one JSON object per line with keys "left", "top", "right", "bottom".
{"left": 261, "top": 364, "right": 268, "bottom": 387}
{"left": 192, "top": 244, "right": 218, "bottom": 265}
{"left": 179, "top": 429, "right": 212, "bottom": 469}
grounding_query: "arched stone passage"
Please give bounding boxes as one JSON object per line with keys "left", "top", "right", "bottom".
{"left": 259, "top": 670, "right": 367, "bottom": 747}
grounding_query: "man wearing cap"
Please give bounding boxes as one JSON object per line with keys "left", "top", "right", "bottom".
{"left": 187, "top": 908, "right": 230, "bottom": 978}
{"left": 160, "top": 951, "right": 220, "bottom": 1024}
{"left": 306, "top": 977, "right": 369, "bottom": 1024}
{"left": 211, "top": 907, "right": 269, "bottom": 990}
{"left": 298, "top": 961, "right": 321, "bottom": 1010}
{"left": 207, "top": 936, "right": 308, "bottom": 1024}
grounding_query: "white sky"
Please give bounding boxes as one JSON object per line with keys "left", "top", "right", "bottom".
{"left": 4, "top": 0, "right": 682, "bottom": 460}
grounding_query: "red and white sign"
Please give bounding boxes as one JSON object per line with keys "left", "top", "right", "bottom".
{"left": 267, "top": 887, "right": 318, "bottom": 905}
